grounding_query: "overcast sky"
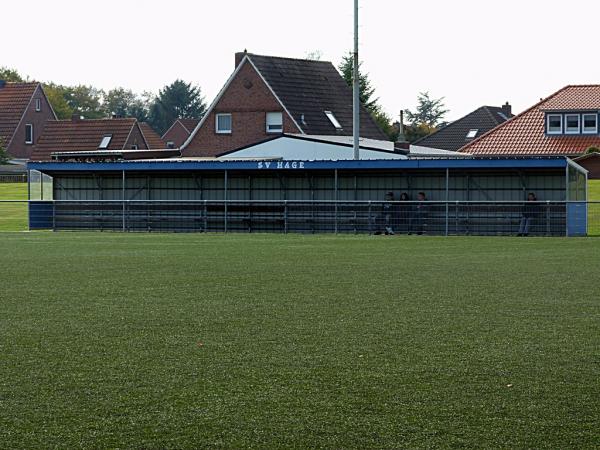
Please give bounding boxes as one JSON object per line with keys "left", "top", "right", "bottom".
{"left": 2, "top": 0, "right": 599, "bottom": 121}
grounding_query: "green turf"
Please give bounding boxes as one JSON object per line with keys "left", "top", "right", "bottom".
{"left": 0, "top": 183, "right": 28, "bottom": 231}
{"left": 1, "top": 233, "right": 599, "bottom": 448}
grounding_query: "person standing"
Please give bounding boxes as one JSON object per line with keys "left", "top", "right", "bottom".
{"left": 411, "top": 192, "right": 429, "bottom": 235}
{"left": 518, "top": 192, "right": 538, "bottom": 236}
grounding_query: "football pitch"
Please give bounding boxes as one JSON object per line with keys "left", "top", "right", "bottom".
{"left": 1, "top": 232, "right": 600, "bottom": 448}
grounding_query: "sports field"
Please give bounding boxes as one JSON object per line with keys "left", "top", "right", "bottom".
{"left": 0, "top": 182, "right": 27, "bottom": 231}
{"left": 1, "top": 232, "right": 600, "bottom": 448}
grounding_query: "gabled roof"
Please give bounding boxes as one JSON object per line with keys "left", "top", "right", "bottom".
{"left": 0, "top": 82, "right": 38, "bottom": 146}
{"left": 178, "top": 119, "right": 200, "bottom": 133}
{"left": 248, "top": 54, "right": 388, "bottom": 140}
{"left": 461, "top": 85, "right": 600, "bottom": 156}
{"left": 139, "top": 122, "right": 165, "bottom": 149}
{"left": 32, "top": 118, "right": 139, "bottom": 161}
{"left": 414, "top": 105, "right": 513, "bottom": 151}
{"left": 182, "top": 53, "right": 389, "bottom": 148}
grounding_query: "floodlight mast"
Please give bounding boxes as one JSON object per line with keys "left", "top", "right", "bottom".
{"left": 353, "top": 0, "right": 360, "bottom": 160}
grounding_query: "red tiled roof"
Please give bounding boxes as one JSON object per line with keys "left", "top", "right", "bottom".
{"left": 139, "top": 122, "right": 166, "bottom": 149}
{"left": 461, "top": 85, "right": 600, "bottom": 156}
{"left": 179, "top": 118, "right": 200, "bottom": 133}
{"left": 32, "top": 118, "right": 138, "bottom": 161}
{"left": 0, "top": 82, "right": 38, "bottom": 147}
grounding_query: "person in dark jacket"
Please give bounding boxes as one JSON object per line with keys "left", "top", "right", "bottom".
{"left": 382, "top": 191, "right": 396, "bottom": 235}
{"left": 410, "top": 192, "right": 428, "bottom": 235}
{"left": 397, "top": 192, "right": 411, "bottom": 233}
{"left": 518, "top": 192, "right": 539, "bottom": 236}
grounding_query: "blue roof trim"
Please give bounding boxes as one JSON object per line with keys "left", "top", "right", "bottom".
{"left": 28, "top": 157, "right": 571, "bottom": 172}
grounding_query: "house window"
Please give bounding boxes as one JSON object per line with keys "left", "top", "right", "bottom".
{"left": 98, "top": 135, "right": 112, "bottom": 149}
{"left": 565, "top": 114, "right": 581, "bottom": 134}
{"left": 266, "top": 112, "right": 283, "bottom": 133}
{"left": 216, "top": 113, "right": 232, "bottom": 134}
{"left": 546, "top": 114, "right": 563, "bottom": 134}
{"left": 582, "top": 114, "right": 598, "bottom": 134}
{"left": 25, "top": 124, "right": 33, "bottom": 144}
{"left": 35, "top": 98, "right": 41, "bottom": 112}
{"left": 466, "top": 129, "right": 478, "bottom": 139}
{"left": 167, "top": 141, "right": 175, "bottom": 149}
{"left": 131, "top": 144, "right": 138, "bottom": 150}
{"left": 324, "top": 111, "right": 342, "bottom": 130}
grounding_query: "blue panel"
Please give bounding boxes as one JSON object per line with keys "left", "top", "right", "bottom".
{"left": 29, "top": 201, "right": 54, "bottom": 230}
{"left": 567, "top": 202, "right": 587, "bottom": 236}
{"left": 28, "top": 157, "right": 570, "bottom": 173}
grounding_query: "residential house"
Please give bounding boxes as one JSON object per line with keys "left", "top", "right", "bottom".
{"left": 414, "top": 103, "right": 513, "bottom": 152}
{"left": 0, "top": 80, "right": 57, "bottom": 160}
{"left": 162, "top": 118, "right": 200, "bottom": 149}
{"left": 181, "top": 52, "right": 389, "bottom": 157}
{"left": 31, "top": 116, "right": 167, "bottom": 161}
{"left": 460, "top": 85, "right": 600, "bottom": 158}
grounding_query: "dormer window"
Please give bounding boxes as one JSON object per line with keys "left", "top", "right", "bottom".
{"left": 583, "top": 114, "right": 598, "bottom": 134}
{"left": 565, "top": 114, "right": 580, "bottom": 134}
{"left": 324, "top": 111, "right": 342, "bottom": 130}
{"left": 546, "top": 114, "right": 563, "bottom": 135}
{"left": 98, "top": 135, "right": 112, "bottom": 149}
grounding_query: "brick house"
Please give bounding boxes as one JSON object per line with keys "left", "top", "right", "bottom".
{"left": 0, "top": 80, "right": 57, "bottom": 160}
{"left": 162, "top": 118, "right": 200, "bottom": 149}
{"left": 181, "top": 52, "right": 388, "bottom": 157}
{"left": 414, "top": 103, "right": 513, "bottom": 152}
{"left": 31, "top": 116, "right": 166, "bottom": 161}
{"left": 460, "top": 85, "right": 600, "bottom": 158}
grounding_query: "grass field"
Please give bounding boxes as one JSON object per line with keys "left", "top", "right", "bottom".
{"left": 1, "top": 233, "right": 600, "bottom": 448}
{"left": 0, "top": 182, "right": 27, "bottom": 231}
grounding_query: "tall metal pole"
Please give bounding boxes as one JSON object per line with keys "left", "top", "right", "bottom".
{"left": 353, "top": 0, "right": 360, "bottom": 160}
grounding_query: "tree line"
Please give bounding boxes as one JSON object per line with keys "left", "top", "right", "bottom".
{"left": 0, "top": 67, "right": 207, "bottom": 136}
{"left": 2, "top": 55, "right": 446, "bottom": 142}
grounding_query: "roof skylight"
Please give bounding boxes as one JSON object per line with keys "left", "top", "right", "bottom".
{"left": 98, "top": 135, "right": 112, "bottom": 149}
{"left": 466, "top": 129, "right": 478, "bottom": 139}
{"left": 324, "top": 111, "right": 342, "bottom": 130}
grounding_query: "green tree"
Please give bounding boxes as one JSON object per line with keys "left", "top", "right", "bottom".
{"left": 0, "top": 67, "right": 24, "bottom": 82}
{"left": 148, "top": 80, "right": 207, "bottom": 135}
{"left": 63, "top": 85, "right": 105, "bottom": 119}
{"left": 43, "top": 83, "right": 74, "bottom": 119}
{"left": 0, "top": 138, "right": 9, "bottom": 164}
{"left": 584, "top": 146, "right": 600, "bottom": 155}
{"left": 103, "top": 88, "right": 151, "bottom": 122}
{"left": 338, "top": 52, "right": 378, "bottom": 113}
{"left": 405, "top": 92, "right": 448, "bottom": 128}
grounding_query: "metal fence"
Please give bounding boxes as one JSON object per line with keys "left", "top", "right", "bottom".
{"left": 6, "top": 200, "right": 596, "bottom": 236}
{"left": 0, "top": 174, "right": 27, "bottom": 183}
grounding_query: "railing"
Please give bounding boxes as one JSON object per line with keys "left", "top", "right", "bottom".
{"left": 4, "top": 200, "right": 594, "bottom": 236}
{"left": 0, "top": 174, "right": 27, "bottom": 183}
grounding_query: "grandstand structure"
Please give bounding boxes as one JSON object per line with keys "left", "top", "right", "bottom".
{"left": 27, "top": 157, "right": 588, "bottom": 236}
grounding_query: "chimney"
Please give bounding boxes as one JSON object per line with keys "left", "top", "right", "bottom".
{"left": 502, "top": 102, "right": 512, "bottom": 117}
{"left": 0, "top": 80, "right": 6, "bottom": 89}
{"left": 235, "top": 49, "right": 248, "bottom": 69}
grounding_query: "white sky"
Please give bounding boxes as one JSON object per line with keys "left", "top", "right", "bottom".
{"left": 2, "top": 0, "right": 599, "bottom": 121}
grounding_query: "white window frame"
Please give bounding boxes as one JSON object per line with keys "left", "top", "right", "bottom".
{"left": 324, "top": 111, "right": 342, "bottom": 130}
{"left": 564, "top": 114, "right": 581, "bottom": 135}
{"left": 98, "top": 135, "right": 112, "bottom": 149}
{"left": 466, "top": 129, "right": 478, "bottom": 139}
{"left": 582, "top": 113, "right": 598, "bottom": 134}
{"left": 35, "top": 98, "right": 41, "bottom": 112}
{"left": 25, "top": 124, "right": 33, "bottom": 144}
{"left": 546, "top": 114, "right": 563, "bottom": 135}
{"left": 266, "top": 112, "right": 283, "bottom": 133}
{"left": 215, "top": 113, "right": 232, "bottom": 134}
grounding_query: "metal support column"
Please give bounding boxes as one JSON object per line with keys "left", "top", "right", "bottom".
{"left": 122, "top": 170, "right": 126, "bottom": 232}
{"left": 334, "top": 169, "right": 338, "bottom": 233}
{"left": 224, "top": 170, "right": 228, "bottom": 233}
